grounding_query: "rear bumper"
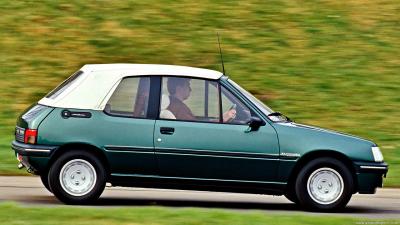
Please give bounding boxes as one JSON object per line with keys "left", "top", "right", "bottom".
{"left": 11, "top": 141, "right": 58, "bottom": 174}
{"left": 354, "top": 161, "right": 388, "bottom": 194}
{"left": 11, "top": 140, "right": 57, "bottom": 157}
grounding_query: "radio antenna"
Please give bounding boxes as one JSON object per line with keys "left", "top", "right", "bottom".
{"left": 217, "top": 32, "right": 226, "bottom": 75}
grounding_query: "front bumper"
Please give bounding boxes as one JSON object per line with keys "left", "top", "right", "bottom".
{"left": 11, "top": 140, "right": 58, "bottom": 174}
{"left": 354, "top": 161, "right": 388, "bottom": 194}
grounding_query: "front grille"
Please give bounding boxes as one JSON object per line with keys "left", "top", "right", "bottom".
{"left": 15, "top": 126, "right": 25, "bottom": 143}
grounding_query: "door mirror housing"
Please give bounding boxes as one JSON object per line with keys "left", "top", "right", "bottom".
{"left": 247, "top": 116, "right": 266, "bottom": 132}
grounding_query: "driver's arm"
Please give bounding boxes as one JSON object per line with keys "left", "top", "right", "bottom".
{"left": 223, "top": 109, "right": 237, "bottom": 123}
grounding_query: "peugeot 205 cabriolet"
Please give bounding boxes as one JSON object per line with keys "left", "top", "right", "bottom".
{"left": 12, "top": 64, "right": 388, "bottom": 211}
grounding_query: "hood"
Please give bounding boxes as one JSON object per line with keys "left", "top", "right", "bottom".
{"left": 272, "top": 122, "right": 376, "bottom": 162}
{"left": 289, "top": 122, "right": 375, "bottom": 145}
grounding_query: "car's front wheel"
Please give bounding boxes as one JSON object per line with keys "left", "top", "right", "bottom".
{"left": 295, "top": 157, "right": 354, "bottom": 211}
{"left": 48, "top": 150, "right": 106, "bottom": 204}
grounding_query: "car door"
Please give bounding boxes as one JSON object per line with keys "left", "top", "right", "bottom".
{"left": 154, "top": 76, "right": 280, "bottom": 182}
{"left": 98, "top": 76, "right": 158, "bottom": 175}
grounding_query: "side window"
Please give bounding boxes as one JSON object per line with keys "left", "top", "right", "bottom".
{"left": 46, "top": 71, "right": 84, "bottom": 99}
{"left": 221, "top": 86, "right": 252, "bottom": 124}
{"left": 159, "top": 77, "right": 220, "bottom": 122}
{"left": 105, "top": 77, "right": 150, "bottom": 118}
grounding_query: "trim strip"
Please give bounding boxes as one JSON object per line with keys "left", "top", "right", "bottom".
{"left": 105, "top": 145, "right": 153, "bottom": 150}
{"left": 104, "top": 145, "right": 281, "bottom": 160}
{"left": 105, "top": 150, "right": 155, "bottom": 154}
{"left": 24, "top": 148, "right": 51, "bottom": 153}
{"left": 157, "top": 152, "right": 280, "bottom": 160}
{"left": 104, "top": 145, "right": 154, "bottom": 153}
{"left": 156, "top": 147, "right": 280, "bottom": 159}
{"left": 360, "top": 166, "right": 388, "bottom": 170}
{"left": 12, "top": 145, "right": 51, "bottom": 153}
{"left": 111, "top": 173, "right": 286, "bottom": 185}
{"left": 11, "top": 141, "right": 57, "bottom": 156}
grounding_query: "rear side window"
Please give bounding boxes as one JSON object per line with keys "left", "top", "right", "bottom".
{"left": 46, "top": 71, "right": 84, "bottom": 99}
{"left": 105, "top": 77, "right": 150, "bottom": 118}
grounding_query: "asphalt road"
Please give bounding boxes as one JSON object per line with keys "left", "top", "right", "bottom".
{"left": 0, "top": 176, "right": 399, "bottom": 219}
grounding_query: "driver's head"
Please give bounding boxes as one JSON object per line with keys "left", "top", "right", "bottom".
{"left": 167, "top": 77, "right": 191, "bottom": 101}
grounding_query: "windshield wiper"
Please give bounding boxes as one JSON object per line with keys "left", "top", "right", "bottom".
{"left": 267, "top": 112, "right": 292, "bottom": 122}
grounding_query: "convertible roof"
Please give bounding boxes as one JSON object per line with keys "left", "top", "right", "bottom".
{"left": 38, "top": 64, "right": 223, "bottom": 110}
{"left": 80, "top": 64, "right": 223, "bottom": 79}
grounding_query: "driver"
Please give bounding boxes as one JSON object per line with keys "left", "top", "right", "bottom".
{"left": 166, "top": 77, "right": 236, "bottom": 122}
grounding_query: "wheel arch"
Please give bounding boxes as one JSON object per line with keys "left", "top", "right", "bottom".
{"left": 48, "top": 143, "right": 110, "bottom": 178}
{"left": 286, "top": 150, "right": 357, "bottom": 193}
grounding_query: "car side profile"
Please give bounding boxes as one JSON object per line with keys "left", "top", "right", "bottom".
{"left": 12, "top": 64, "right": 388, "bottom": 211}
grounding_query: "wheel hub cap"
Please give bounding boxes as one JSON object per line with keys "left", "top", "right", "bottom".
{"left": 307, "top": 167, "right": 344, "bottom": 205}
{"left": 59, "top": 159, "right": 97, "bottom": 196}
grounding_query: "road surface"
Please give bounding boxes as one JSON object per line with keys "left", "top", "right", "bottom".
{"left": 0, "top": 176, "right": 399, "bottom": 219}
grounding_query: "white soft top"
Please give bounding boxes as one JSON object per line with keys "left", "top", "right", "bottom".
{"left": 38, "top": 64, "right": 223, "bottom": 110}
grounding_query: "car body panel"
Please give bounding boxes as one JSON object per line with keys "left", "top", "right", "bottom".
{"left": 16, "top": 104, "right": 54, "bottom": 129}
{"left": 38, "top": 108, "right": 158, "bottom": 175}
{"left": 273, "top": 122, "right": 376, "bottom": 162}
{"left": 154, "top": 119, "right": 280, "bottom": 181}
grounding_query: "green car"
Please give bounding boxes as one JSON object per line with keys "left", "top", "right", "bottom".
{"left": 12, "top": 64, "right": 388, "bottom": 211}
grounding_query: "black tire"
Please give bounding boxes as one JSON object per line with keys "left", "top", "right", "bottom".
{"left": 48, "top": 150, "right": 106, "bottom": 204}
{"left": 40, "top": 172, "right": 52, "bottom": 193}
{"left": 295, "top": 157, "right": 354, "bottom": 211}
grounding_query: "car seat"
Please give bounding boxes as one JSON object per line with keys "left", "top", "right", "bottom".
{"left": 160, "top": 94, "right": 176, "bottom": 119}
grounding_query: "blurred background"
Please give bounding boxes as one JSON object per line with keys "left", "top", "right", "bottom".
{"left": 0, "top": 0, "right": 398, "bottom": 186}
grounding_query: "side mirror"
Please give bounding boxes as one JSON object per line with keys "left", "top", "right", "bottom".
{"left": 247, "top": 117, "right": 266, "bottom": 132}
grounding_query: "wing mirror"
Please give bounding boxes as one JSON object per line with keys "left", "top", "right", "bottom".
{"left": 247, "top": 116, "right": 266, "bottom": 132}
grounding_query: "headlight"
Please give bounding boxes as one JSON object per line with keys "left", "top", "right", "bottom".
{"left": 371, "top": 146, "right": 384, "bottom": 162}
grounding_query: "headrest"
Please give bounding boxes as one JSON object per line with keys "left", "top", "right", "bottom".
{"left": 161, "top": 94, "right": 170, "bottom": 110}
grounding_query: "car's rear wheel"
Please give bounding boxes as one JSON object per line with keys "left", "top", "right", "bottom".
{"left": 40, "top": 172, "right": 52, "bottom": 193}
{"left": 295, "top": 157, "right": 354, "bottom": 211}
{"left": 48, "top": 150, "right": 106, "bottom": 204}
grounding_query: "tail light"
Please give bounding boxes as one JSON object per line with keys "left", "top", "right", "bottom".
{"left": 24, "top": 129, "right": 37, "bottom": 144}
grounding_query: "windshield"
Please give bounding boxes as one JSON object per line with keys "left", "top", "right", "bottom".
{"left": 227, "top": 79, "right": 289, "bottom": 122}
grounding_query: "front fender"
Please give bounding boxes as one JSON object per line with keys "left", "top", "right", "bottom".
{"left": 273, "top": 122, "right": 376, "bottom": 162}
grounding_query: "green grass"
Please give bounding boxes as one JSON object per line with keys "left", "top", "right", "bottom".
{"left": 0, "top": 136, "right": 25, "bottom": 176}
{"left": 0, "top": 1, "right": 399, "bottom": 186}
{"left": 0, "top": 202, "right": 398, "bottom": 225}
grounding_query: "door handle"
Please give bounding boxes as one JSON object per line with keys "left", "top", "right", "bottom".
{"left": 160, "top": 127, "right": 175, "bottom": 135}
